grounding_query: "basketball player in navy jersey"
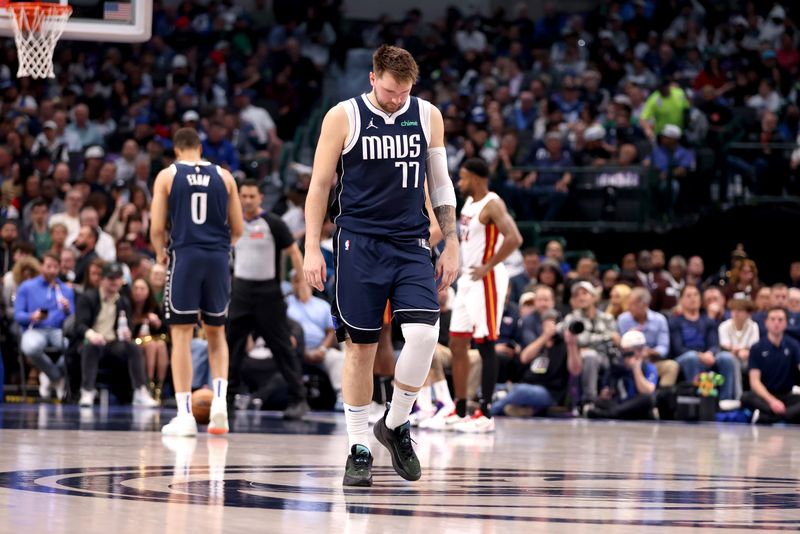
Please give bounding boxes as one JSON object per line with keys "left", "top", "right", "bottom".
{"left": 150, "top": 128, "right": 244, "bottom": 437}
{"left": 304, "top": 45, "right": 459, "bottom": 486}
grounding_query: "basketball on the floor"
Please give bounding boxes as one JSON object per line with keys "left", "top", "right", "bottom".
{"left": 192, "top": 389, "right": 213, "bottom": 425}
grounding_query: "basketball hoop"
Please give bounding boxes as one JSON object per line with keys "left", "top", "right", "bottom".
{"left": 8, "top": 2, "right": 72, "bottom": 79}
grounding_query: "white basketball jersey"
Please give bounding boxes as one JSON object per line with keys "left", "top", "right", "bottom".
{"left": 458, "top": 192, "right": 504, "bottom": 270}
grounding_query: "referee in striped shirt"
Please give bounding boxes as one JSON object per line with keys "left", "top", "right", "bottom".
{"left": 228, "top": 179, "right": 309, "bottom": 420}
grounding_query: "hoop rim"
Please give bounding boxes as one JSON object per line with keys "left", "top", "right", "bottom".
{"left": 9, "top": 2, "right": 72, "bottom": 19}
{"left": 8, "top": 2, "right": 71, "bottom": 32}
{"left": 8, "top": 2, "right": 72, "bottom": 15}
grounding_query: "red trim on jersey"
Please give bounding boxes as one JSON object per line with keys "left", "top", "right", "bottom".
{"left": 480, "top": 222, "right": 500, "bottom": 341}
{"left": 483, "top": 269, "right": 499, "bottom": 341}
{"left": 482, "top": 223, "right": 498, "bottom": 265}
{"left": 449, "top": 331, "right": 474, "bottom": 339}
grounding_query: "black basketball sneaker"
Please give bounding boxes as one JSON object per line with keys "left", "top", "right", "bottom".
{"left": 373, "top": 408, "right": 421, "bottom": 481}
{"left": 343, "top": 444, "right": 373, "bottom": 486}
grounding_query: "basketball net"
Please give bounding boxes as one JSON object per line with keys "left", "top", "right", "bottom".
{"left": 9, "top": 2, "right": 72, "bottom": 79}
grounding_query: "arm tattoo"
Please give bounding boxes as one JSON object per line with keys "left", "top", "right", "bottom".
{"left": 433, "top": 205, "right": 457, "bottom": 243}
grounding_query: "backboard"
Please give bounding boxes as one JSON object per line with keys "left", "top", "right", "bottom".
{"left": 0, "top": 0, "right": 151, "bottom": 43}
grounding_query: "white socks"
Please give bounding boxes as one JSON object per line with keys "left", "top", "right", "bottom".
{"left": 176, "top": 392, "right": 192, "bottom": 417}
{"left": 433, "top": 379, "right": 453, "bottom": 406}
{"left": 344, "top": 403, "right": 371, "bottom": 451}
{"left": 212, "top": 378, "right": 227, "bottom": 403}
{"left": 385, "top": 386, "right": 418, "bottom": 429}
{"left": 417, "top": 384, "right": 435, "bottom": 411}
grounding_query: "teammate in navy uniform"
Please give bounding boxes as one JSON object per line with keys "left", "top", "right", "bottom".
{"left": 304, "top": 45, "right": 459, "bottom": 486}
{"left": 151, "top": 127, "right": 244, "bottom": 437}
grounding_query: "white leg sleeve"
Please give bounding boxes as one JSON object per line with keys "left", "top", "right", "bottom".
{"left": 394, "top": 322, "right": 439, "bottom": 388}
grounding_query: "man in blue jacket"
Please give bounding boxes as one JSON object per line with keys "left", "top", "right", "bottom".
{"left": 14, "top": 252, "right": 75, "bottom": 400}
{"left": 669, "top": 285, "right": 738, "bottom": 400}
{"left": 743, "top": 307, "right": 800, "bottom": 424}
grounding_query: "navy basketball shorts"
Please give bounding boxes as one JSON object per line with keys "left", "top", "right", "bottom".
{"left": 164, "top": 247, "right": 231, "bottom": 326}
{"left": 332, "top": 227, "right": 440, "bottom": 344}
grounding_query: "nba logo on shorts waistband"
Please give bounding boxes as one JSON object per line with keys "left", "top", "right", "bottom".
{"left": 345, "top": 240, "right": 351, "bottom": 251}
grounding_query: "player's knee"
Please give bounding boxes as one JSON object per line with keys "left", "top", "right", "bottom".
{"left": 204, "top": 325, "right": 225, "bottom": 340}
{"left": 400, "top": 322, "right": 439, "bottom": 352}
{"left": 395, "top": 322, "right": 439, "bottom": 388}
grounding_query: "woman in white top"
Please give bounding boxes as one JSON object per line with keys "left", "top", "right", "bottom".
{"left": 718, "top": 299, "right": 760, "bottom": 400}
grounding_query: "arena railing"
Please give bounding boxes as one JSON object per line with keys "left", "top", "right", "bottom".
{"left": 722, "top": 141, "right": 800, "bottom": 205}
{"left": 504, "top": 164, "right": 657, "bottom": 232}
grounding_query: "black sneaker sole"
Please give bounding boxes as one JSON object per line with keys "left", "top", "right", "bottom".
{"left": 373, "top": 420, "right": 421, "bottom": 481}
{"left": 342, "top": 473, "right": 373, "bottom": 487}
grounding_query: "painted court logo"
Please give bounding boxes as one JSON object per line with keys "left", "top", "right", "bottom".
{"left": 1, "top": 465, "right": 799, "bottom": 529}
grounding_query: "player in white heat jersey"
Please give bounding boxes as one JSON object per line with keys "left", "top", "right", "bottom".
{"left": 447, "top": 158, "right": 522, "bottom": 433}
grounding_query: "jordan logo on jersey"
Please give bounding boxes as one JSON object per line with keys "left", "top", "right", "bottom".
{"left": 366, "top": 117, "right": 378, "bottom": 130}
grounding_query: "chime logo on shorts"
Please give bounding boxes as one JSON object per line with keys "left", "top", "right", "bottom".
{"left": 1, "top": 465, "right": 798, "bottom": 529}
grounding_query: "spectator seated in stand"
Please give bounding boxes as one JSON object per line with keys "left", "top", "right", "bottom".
{"left": 718, "top": 299, "right": 760, "bottom": 401}
{"left": 14, "top": 252, "right": 74, "bottom": 400}
{"left": 286, "top": 270, "right": 344, "bottom": 407}
{"left": 73, "top": 262, "right": 156, "bottom": 408}
{"left": 130, "top": 277, "right": 169, "bottom": 402}
{"left": 702, "top": 286, "right": 729, "bottom": 324}
{"left": 743, "top": 307, "right": 800, "bottom": 425}
{"left": 669, "top": 285, "right": 739, "bottom": 401}
{"left": 617, "top": 287, "right": 678, "bottom": 388}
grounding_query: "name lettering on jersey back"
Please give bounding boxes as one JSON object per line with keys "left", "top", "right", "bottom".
{"left": 186, "top": 174, "right": 211, "bottom": 187}
{"left": 361, "top": 134, "right": 421, "bottom": 160}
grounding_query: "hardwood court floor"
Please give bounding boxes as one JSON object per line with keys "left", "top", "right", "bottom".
{"left": 0, "top": 404, "right": 798, "bottom": 533}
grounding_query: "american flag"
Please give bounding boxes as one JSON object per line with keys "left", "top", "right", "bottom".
{"left": 103, "top": 2, "right": 132, "bottom": 22}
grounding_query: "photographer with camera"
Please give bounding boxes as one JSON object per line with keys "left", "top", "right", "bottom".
{"left": 586, "top": 330, "right": 658, "bottom": 420}
{"left": 491, "top": 309, "right": 582, "bottom": 417}
{"left": 561, "top": 281, "right": 620, "bottom": 410}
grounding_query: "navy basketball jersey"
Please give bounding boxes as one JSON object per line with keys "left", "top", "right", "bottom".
{"left": 168, "top": 161, "right": 230, "bottom": 251}
{"left": 331, "top": 94, "right": 432, "bottom": 240}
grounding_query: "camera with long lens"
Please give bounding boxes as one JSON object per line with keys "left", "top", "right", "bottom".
{"left": 567, "top": 320, "right": 585, "bottom": 335}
